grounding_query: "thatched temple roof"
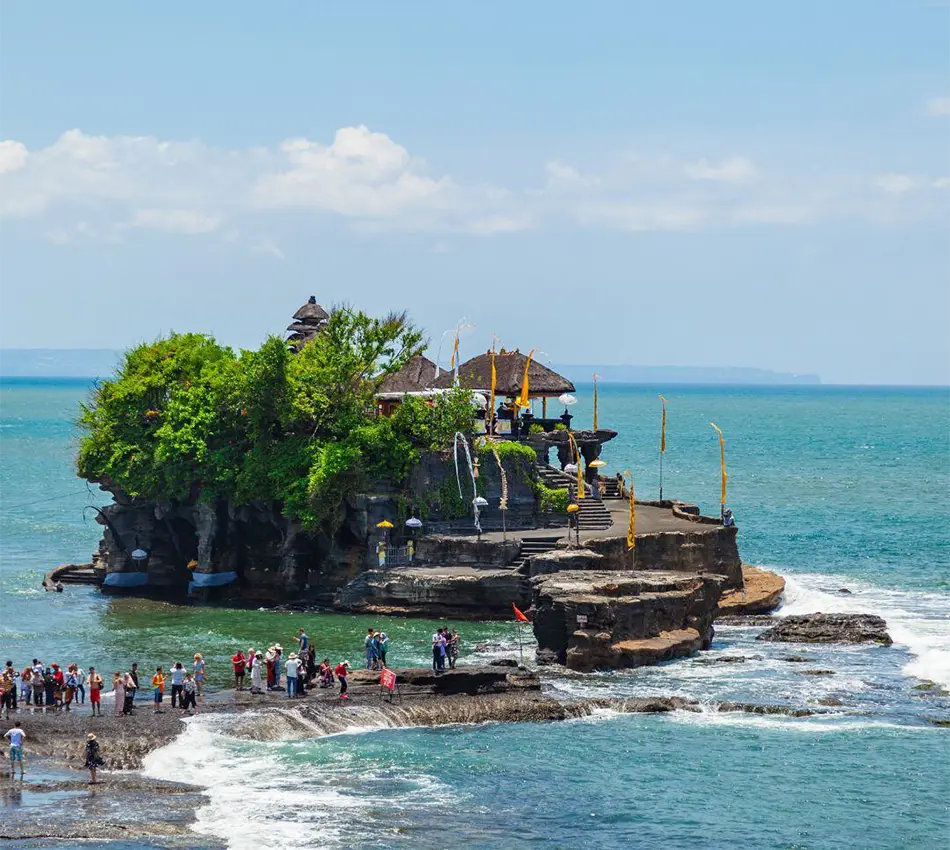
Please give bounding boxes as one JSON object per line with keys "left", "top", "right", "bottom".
{"left": 432, "top": 350, "right": 575, "bottom": 397}
{"left": 287, "top": 296, "right": 329, "bottom": 349}
{"left": 378, "top": 355, "right": 438, "bottom": 394}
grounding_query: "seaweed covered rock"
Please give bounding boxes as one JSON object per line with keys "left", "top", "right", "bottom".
{"left": 756, "top": 613, "right": 892, "bottom": 645}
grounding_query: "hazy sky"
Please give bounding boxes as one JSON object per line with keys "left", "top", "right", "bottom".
{"left": 1, "top": 3, "right": 947, "bottom": 384}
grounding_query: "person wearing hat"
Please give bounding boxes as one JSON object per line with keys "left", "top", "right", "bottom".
{"left": 84, "top": 733, "right": 104, "bottom": 784}
{"left": 334, "top": 660, "right": 350, "bottom": 699}
{"left": 272, "top": 645, "right": 283, "bottom": 691}
{"left": 285, "top": 653, "right": 300, "bottom": 698}
{"left": 250, "top": 651, "right": 264, "bottom": 694}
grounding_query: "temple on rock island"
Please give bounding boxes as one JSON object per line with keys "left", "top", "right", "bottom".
{"left": 71, "top": 295, "right": 779, "bottom": 672}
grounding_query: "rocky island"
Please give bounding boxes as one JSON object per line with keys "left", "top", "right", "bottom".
{"left": 69, "top": 296, "right": 784, "bottom": 671}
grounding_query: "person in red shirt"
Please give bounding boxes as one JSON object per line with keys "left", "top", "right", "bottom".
{"left": 51, "top": 664, "right": 65, "bottom": 707}
{"left": 232, "top": 650, "right": 247, "bottom": 691}
{"left": 334, "top": 661, "right": 350, "bottom": 699}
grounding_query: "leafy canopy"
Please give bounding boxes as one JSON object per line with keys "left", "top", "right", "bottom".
{"left": 78, "top": 307, "right": 474, "bottom": 529}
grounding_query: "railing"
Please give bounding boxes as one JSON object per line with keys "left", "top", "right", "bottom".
{"left": 366, "top": 544, "right": 415, "bottom": 568}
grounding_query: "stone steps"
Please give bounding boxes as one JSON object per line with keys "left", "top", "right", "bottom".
{"left": 511, "top": 536, "right": 563, "bottom": 571}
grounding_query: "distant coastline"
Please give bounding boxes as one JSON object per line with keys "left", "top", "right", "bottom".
{"left": 1, "top": 348, "right": 822, "bottom": 385}
{"left": 556, "top": 364, "right": 821, "bottom": 385}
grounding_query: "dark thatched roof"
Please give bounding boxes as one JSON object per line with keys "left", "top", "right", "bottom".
{"left": 293, "top": 296, "right": 330, "bottom": 322}
{"left": 377, "top": 355, "right": 438, "bottom": 394}
{"left": 432, "top": 350, "right": 575, "bottom": 396}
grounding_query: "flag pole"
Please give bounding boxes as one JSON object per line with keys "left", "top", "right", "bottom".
{"left": 658, "top": 395, "right": 667, "bottom": 502}
{"left": 517, "top": 621, "right": 524, "bottom": 668}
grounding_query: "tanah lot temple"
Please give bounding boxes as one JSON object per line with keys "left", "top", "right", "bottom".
{"left": 70, "top": 296, "right": 784, "bottom": 672}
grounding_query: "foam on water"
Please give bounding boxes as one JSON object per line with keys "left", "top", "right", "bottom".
{"left": 143, "top": 712, "right": 449, "bottom": 849}
{"left": 777, "top": 569, "right": 950, "bottom": 688}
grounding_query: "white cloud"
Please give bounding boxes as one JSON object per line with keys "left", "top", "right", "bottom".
{"left": 250, "top": 239, "right": 286, "bottom": 260}
{"left": 545, "top": 160, "right": 598, "bottom": 189}
{"left": 131, "top": 208, "right": 221, "bottom": 233}
{"left": 925, "top": 97, "right": 950, "bottom": 116}
{"left": 578, "top": 202, "right": 706, "bottom": 231}
{"left": 872, "top": 173, "right": 918, "bottom": 194}
{"left": 0, "top": 140, "right": 28, "bottom": 174}
{"left": 684, "top": 156, "right": 757, "bottom": 182}
{"left": 933, "top": 177, "right": 950, "bottom": 189}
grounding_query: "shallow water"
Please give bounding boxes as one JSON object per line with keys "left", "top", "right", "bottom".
{"left": 2, "top": 379, "right": 949, "bottom": 848}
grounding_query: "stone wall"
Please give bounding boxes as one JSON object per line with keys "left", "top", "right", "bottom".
{"left": 531, "top": 570, "right": 725, "bottom": 670}
{"left": 575, "top": 526, "right": 743, "bottom": 588}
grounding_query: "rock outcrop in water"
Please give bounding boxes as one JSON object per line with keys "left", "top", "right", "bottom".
{"left": 757, "top": 613, "right": 893, "bottom": 645}
{"left": 334, "top": 564, "right": 531, "bottom": 618}
{"left": 718, "top": 565, "right": 785, "bottom": 615}
{"left": 531, "top": 570, "right": 725, "bottom": 670}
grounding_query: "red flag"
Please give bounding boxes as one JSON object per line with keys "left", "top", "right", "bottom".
{"left": 512, "top": 603, "right": 530, "bottom": 623}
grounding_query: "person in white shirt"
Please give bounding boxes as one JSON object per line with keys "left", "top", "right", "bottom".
{"left": 285, "top": 654, "right": 300, "bottom": 698}
{"left": 4, "top": 721, "right": 25, "bottom": 778}
{"left": 169, "top": 662, "right": 186, "bottom": 709}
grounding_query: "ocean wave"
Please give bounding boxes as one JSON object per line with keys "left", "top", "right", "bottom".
{"left": 775, "top": 570, "right": 950, "bottom": 689}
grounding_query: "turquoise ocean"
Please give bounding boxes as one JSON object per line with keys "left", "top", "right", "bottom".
{"left": 1, "top": 378, "right": 949, "bottom": 849}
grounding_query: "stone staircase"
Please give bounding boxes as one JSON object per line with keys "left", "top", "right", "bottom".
{"left": 537, "top": 465, "right": 613, "bottom": 531}
{"left": 575, "top": 497, "right": 613, "bottom": 531}
{"left": 511, "top": 535, "right": 563, "bottom": 571}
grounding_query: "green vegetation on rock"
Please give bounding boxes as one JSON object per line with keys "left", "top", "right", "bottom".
{"left": 77, "top": 308, "right": 475, "bottom": 531}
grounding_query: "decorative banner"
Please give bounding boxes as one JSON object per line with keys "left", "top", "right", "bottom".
{"left": 710, "top": 422, "right": 727, "bottom": 506}
{"left": 491, "top": 445, "right": 509, "bottom": 511}
{"left": 486, "top": 345, "right": 497, "bottom": 430}
{"left": 592, "top": 373, "right": 600, "bottom": 430}
{"left": 567, "top": 432, "right": 585, "bottom": 500}
{"left": 659, "top": 395, "right": 668, "bottom": 454}
{"left": 380, "top": 668, "right": 397, "bottom": 691}
{"left": 625, "top": 468, "right": 636, "bottom": 550}
{"left": 450, "top": 329, "right": 460, "bottom": 373}
{"left": 516, "top": 349, "right": 536, "bottom": 410}
{"left": 512, "top": 603, "right": 531, "bottom": 623}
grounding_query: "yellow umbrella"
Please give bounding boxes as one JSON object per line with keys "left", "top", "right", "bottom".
{"left": 376, "top": 520, "right": 394, "bottom": 529}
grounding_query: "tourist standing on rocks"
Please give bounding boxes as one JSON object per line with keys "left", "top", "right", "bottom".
{"left": 272, "top": 646, "right": 283, "bottom": 690}
{"left": 76, "top": 665, "right": 87, "bottom": 704}
{"left": 3, "top": 662, "right": 18, "bottom": 712}
{"left": 377, "top": 633, "right": 389, "bottom": 668}
{"left": 365, "top": 629, "right": 378, "bottom": 670}
{"left": 193, "top": 654, "right": 206, "bottom": 698}
{"left": 232, "top": 649, "right": 246, "bottom": 691}
{"left": 335, "top": 660, "right": 350, "bottom": 699}
{"left": 0, "top": 670, "right": 13, "bottom": 719}
{"left": 431, "top": 630, "right": 447, "bottom": 674}
{"left": 319, "top": 659, "right": 333, "bottom": 688}
{"left": 122, "top": 672, "right": 136, "bottom": 714}
{"left": 285, "top": 653, "right": 300, "bottom": 698}
{"left": 51, "top": 664, "right": 64, "bottom": 706}
{"left": 169, "top": 663, "right": 186, "bottom": 708}
{"left": 127, "top": 664, "right": 139, "bottom": 707}
{"left": 20, "top": 666, "right": 32, "bottom": 707}
{"left": 182, "top": 673, "right": 198, "bottom": 713}
{"left": 448, "top": 629, "right": 461, "bottom": 670}
{"left": 297, "top": 628, "right": 309, "bottom": 655}
{"left": 297, "top": 653, "right": 308, "bottom": 696}
{"left": 84, "top": 733, "right": 104, "bottom": 784}
{"left": 4, "top": 721, "right": 25, "bottom": 778}
{"left": 63, "top": 665, "right": 79, "bottom": 711}
{"left": 152, "top": 667, "right": 165, "bottom": 714}
{"left": 112, "top": 673, "right": 125, "bottom": 717}
{"left": 43, "top": 667, "right": 56, "bottom": 709}
{"left": 31, "top": 661, "right": 44, "bottom": 708}
{"left": 88, "top": 667, "right": 103, "bottom": 716}
{"left": 251, "top": 651, "right": 264, "bottom": 694}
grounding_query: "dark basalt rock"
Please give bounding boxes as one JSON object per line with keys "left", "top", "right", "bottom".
{"left": 531, "top": 569, "right": 724, "bottom": 671}
{"left": 796, "top": 669, "right": 836, "bottom": 676}
{"left": 694, "top": 654, "right": 764, "bottom": 665}
{"left": 756, "top": 613, "right": 892, "bottom": 646}
{"left": 781, "top": 655, "right": 816, "bottom": 663}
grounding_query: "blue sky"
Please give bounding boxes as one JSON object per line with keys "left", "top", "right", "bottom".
{"left": 1, "top": 2, "right": 947, "bottom": 383}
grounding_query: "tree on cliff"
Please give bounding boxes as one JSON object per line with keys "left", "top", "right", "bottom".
{"left": 77, "top": 307, "right": 474, "bottom": 531}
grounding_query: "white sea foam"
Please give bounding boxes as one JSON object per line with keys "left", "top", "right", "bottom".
{"left": 143, "top": 712, "right": 444, "bottom": 849}
{"left": 664, "top": 706, "right": 934, "bottom": 734}
{"left": 776, "top": 570, "right": 950, "bottom": 688}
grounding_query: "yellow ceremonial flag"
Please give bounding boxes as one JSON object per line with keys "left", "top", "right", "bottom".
{"left": 569, "top": 433, "right": 585, "bottom": 500}
{"left": 626, "top": 471, "right": 636, "bottom": 550}
{"left": 659, "top": 395, "right": 667, "bottom": 454}
{"left": 487, "top": 349, "right": 497, "bottom": 428}
{"left": 516, "top": 349, "right": 536, "bottom": 410}
{"left": 450, "top": 331, "right": 460, "bottom": 372}
{"left": 710, "top": 422, "right": 727, "bottom": 505}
